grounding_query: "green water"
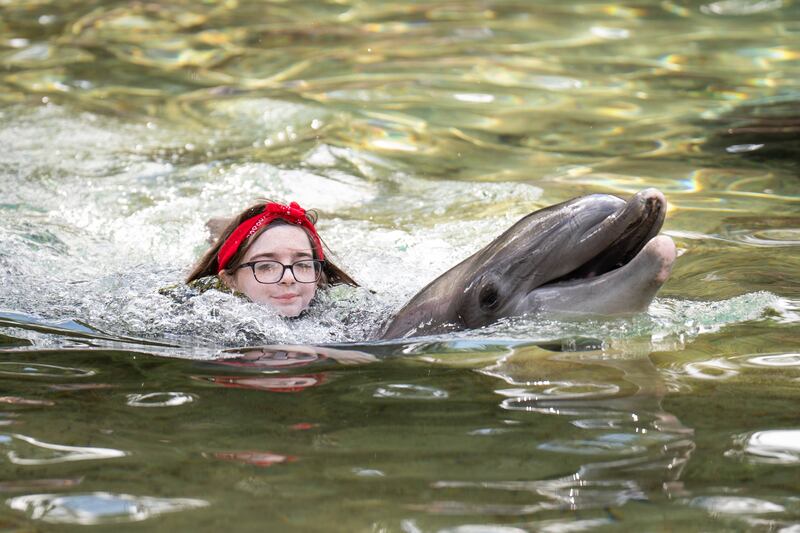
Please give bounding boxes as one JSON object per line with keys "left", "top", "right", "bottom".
{"left": 1, "top": 0, "right": 799, "bottom": 530}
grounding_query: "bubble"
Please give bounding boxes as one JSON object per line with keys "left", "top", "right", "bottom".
{"left": 7, "top": 492, "right": 208, "bottom": 524}
{"left": 125, "top": 392, "right": 196, "bottom": 407}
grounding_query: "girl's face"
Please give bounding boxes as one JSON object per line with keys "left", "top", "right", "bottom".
{"left": 222, "top": 225, "right": 318, "bottom": 317}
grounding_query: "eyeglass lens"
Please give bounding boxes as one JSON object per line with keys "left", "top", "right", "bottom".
{"left": 252, "top": 260, "right": 321, "bottom": 283}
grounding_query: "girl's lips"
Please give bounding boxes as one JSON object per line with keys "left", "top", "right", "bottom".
{"left": 272, "top": 294, "right": 299, "bottom": 302}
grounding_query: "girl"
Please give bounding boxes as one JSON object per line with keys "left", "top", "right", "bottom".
{"left": 187, "top": 200, "right": 358, "bottom": 317}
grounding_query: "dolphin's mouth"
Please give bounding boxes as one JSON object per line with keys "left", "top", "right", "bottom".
{"left": 508, "top": 188, "right": 675, "bottom": 317}
{"left": 542, "top": 189, "right": 668, "bottom": 289}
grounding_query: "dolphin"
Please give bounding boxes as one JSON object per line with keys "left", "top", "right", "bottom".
{"left": 380, "top": 189, "right": 676, "bottom": 339}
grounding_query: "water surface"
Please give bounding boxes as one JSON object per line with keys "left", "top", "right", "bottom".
{"left": 1, "top": 0, "right": 799, "bottom": 530}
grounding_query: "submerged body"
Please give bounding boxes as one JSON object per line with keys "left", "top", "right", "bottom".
{"left": 381, "top": 189, "right": 676, "bottom": 339}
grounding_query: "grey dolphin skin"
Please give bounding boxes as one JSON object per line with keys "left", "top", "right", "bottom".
{"left": 380, "top": 189, "right": 676, "bottom": 339}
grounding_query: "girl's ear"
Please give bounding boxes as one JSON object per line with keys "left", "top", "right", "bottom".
{"left": 219, "top": 270, "right": 237, "bottom": 291}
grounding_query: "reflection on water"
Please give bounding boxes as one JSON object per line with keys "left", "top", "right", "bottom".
{"left": 728, "top": 430, "right": 800, "bottom": 464}
{"left": 7, "top": 492, "right": 208, "bottom": 525}
{"left": 373, "top": 383, "right": 450, "bottom": 399}
{"left": 125, "top": 392, "right": 197, "bottom": 407}
{"left": 690, "top": 496, "right": 786, "bottom": 515}
{"left": 1, "top": 433, "right": 127, "bottom": 465}
{"left": 1, "top": 0, "right": 800, "bottom": 529}
{"left": 0, "top": 362, "right": 96, "bottom": 378}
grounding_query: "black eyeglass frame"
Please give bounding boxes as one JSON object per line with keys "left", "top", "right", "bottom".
{"left": 235, "top": 259, "right": 325, "bottom": 284}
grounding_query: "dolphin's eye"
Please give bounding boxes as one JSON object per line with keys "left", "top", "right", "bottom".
{"left": 479, "top": 284, "right": 499, "bottom": 311}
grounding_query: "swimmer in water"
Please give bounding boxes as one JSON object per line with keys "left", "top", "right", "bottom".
{"left": 186, "top": 201, "right": 358, "bottom": 317}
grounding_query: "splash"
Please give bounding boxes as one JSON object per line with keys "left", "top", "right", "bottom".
{"left": 453, "top": 291, "right": 784, "bottom": 348}
{"left": 0, "top": 104, "right": 544, "bottom": 350}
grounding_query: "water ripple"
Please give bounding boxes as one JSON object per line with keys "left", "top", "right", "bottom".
{"left": 499, "top": 399, "right": 607, "bottom": 416}
{"left": 0, "top": 362, "right": 95, "bottom": 378}
{"left": 352, "top": 468, "right": 385, "bottom": 478}
{"left": 727, "top": 228, "right": 800, "bottom": 247}
{"left": 538, "top": 433, "right": 648, "bottom": 456}
{"left": 739, "top": 353, "right": 800, "bottom": 368}
{"left": 728, "top": 429, "right": 800, "bottom": 464}
{"left": 433, "top": 477, "right": 646, "bottom": 509}
{"left": 7, "top": 492, "right": 208, "bottom": 524}
{"left": 690, "top": 495, "right": 785, "bottom": 514}
{"left": 212, "top": 451, "right": 297, "bottom": 467}
{"left": 409, "top": 500, "right": 541, "bottom": 516}
{"left": 497, "top": 381, "right": 622, "bottom": 415}
{"left": 439, "top": 525, "right": 528, "bottom": 533}
{"left": 0, "top": 396, "right": 54, "bottom": 406}
{"left": 496, "top": 382, "right": 620, "bottom": 401}
{"left": 373, "top": 384, "right": 448, "bottom": 400}
{"left": 1, "top": 434, "right": 127, "bottom": 465}
{"left": 125, "top": 392, "right": 196, "bottom": 407}
{"left": 0, "top": 477, "right": 83, "bottom": 492}
{"left": 683, "top": 358, "right": 740, "bottom": 380}
{"left": 468, "top": 428, "right": 512, "bottom": 436}
{"left": 700, "top": 0, "right": 784, "bottom": 16}
{"left": 572, "top": 418, "right": 625, "bottom": 429}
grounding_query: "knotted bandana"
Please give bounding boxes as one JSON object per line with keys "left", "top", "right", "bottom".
{"left": 217, "top": 201, "right": 324, "bottom": 273}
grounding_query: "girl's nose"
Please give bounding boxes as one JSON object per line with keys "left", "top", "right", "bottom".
{"left": 279, "top": 265, "right": 295, "bottom": 284}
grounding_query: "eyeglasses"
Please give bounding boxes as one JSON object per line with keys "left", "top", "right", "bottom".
{"left": 236, "top": 259, "right": 324, "bottom": 284}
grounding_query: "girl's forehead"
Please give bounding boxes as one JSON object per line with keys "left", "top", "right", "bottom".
{"left": 247, "top": 224, "right": 313, "bottom": 256}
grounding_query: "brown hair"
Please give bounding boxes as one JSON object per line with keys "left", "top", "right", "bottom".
{"left": 187, "top": 201, "right": 359, "bottom": 289}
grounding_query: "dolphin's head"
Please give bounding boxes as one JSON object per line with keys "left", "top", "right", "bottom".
{"left": 456, "top": 189, "right": 675, "bottom": 328}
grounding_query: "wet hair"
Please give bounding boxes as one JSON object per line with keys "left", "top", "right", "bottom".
{"left": 187, "top": 201, "right": 359, "bottom": 289}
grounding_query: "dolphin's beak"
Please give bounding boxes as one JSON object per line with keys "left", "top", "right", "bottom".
{"left": 511, "top": 189, "right": 675, "bottom": 317}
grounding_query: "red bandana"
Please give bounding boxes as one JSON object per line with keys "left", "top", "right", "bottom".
{"left": 217, "top": 201, "right": 324, "bottom": 273}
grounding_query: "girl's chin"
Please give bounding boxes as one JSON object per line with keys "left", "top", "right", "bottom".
{"left": 246, "top": 293, "right": 313, "bottom": 317}
{"left": 267, "top": 300, "right": 307, "bottom": 317}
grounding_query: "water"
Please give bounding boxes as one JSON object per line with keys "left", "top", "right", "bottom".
{"left": 1, "top": 0, "right": 799, "bottom": 530}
